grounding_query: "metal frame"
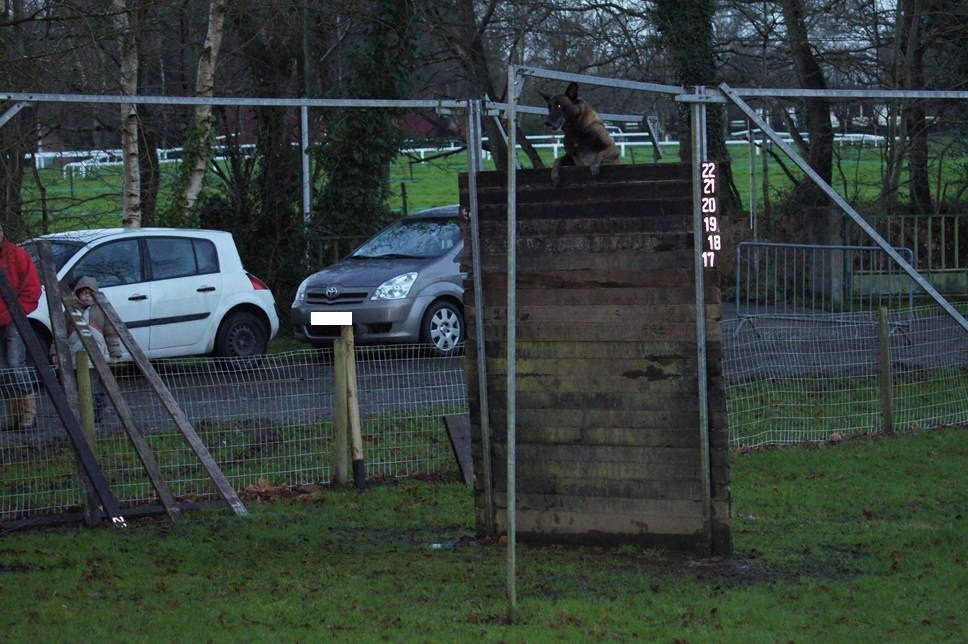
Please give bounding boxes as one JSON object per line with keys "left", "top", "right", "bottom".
{"left": 6, "top": 77, "right": 968, "bottom": 617}
{"left": 717, "top": 83, "right": 968, "bottom": 333}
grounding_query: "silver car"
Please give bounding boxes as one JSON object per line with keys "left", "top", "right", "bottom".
{"left": 290, "top": 205, "right": 465, "bottom": 355}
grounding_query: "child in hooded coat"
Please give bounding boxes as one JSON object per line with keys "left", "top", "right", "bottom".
{"left": 52, "top": 276, "right": 122, "bottom": 422}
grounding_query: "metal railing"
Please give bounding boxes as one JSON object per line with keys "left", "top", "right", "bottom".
{"left": 846, "top": 212, "right": 968, "bottom": 282}
{"left": 735, "top": 242, "right": 916, "bottom": 324}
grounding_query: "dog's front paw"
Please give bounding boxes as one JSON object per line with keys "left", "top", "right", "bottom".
{"left": 551, "top": 167, "right": 562, "bottom": 185}
{"left": 590, "top": 160, "right": 602, "bottom": 176}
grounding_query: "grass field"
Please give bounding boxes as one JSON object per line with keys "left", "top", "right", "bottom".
{"left": 0, "top": 426, "right": 964, "bottom": 641}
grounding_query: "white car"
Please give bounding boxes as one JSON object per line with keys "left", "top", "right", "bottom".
{"left": 22, "top": 228, "right": 279, "bottom": 361}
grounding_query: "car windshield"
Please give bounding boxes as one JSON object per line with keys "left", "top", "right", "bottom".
{"left": 22, "top": 239, "right": 86, "bottom": 272}
{"left": 351, "top": 217, "right": 460, "bottom": 259}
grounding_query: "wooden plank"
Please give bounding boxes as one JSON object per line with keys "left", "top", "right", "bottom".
{"left": 485, "top": 462, "right": 702, "bottom": 492}
{"left": 475, "top": 247, "right": 694, "bottom": 273}
{"left": 509, "top": 356, "right": 698, "bottom": 378}
{"left": 60, "top": 288, "right": 183, "bottom": 521}
{"left": 476, "top": 268, "right": 695, "bottom": 290}
{"left": 514, "top": 390, "right": 699, "bottom": 412}
{"left": 443, "top": 414, "right": 473, "bottom": 485}
{"left": 466, "top": 286, "right": 705, "bottom": 307}
{"left": 513, "top": 407, "right": 699, "bottom": 430}
{"left": 481, "top": 413, "right": 701, "bottom": 438}
{"left": 510, "top": 340, "right": 704, "bottom": 359}
{"left": 87, "top": 287, "right": 248, "bottom": 517}
{"left": 514, "top": 473, "right": 705, "bottom": 500}
{"left": 485, "top": 322, "right": 703, "bottom": 343}
{"left": 0, "top": 272, "right": 127, "bottom": 527}
{"left": 497, "top": 491, "right": 704, "bottom": 517}
{"left": 513, "top": 424, "right": 701, "bottom": 448}
{"left": 483, "top": 303, "right": 697, "bottom": 325}
{"left": 36, "top": 242, "right": 101, "bottom": 526}
{"left": 506, "top": 443, "right": 701, "bottom": 467}
{"left": 507, "top": 506, "right": 705, "bottom": 536}
{"left": 477, "top": 215, "right": 692, "bottom": 237}
{"left": 472, "top": 196, "right": 693, "bottom": 220}
{"left": 513, "top": 375, "right": 696, "bottom": 397}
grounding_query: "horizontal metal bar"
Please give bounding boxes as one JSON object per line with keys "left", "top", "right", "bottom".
{"left": 0, "top": 92, "right": 468, "bottom": 110}
{"left": 515, "top": 66, "right": 683, "bottom": 95}
{"left": 720, "top": 87, "right": 968, "bottom": 100}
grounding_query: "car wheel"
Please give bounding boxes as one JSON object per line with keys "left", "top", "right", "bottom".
{"left": 215, "top": 311, "right": 268, "bottom": 360}
{"left": 421, "top": 300, "right": 464, "bottom": 356}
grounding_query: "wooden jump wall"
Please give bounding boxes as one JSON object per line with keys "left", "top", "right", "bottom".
{"left": 459, "top": 163, "right": 731, "bottom": 555}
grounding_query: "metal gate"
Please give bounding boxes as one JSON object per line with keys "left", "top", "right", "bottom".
{"left": 735, "top": 241, "right": 916, "bottom": 323}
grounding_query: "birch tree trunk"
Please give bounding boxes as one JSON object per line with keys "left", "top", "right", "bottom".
{"left": 176, "top": 0, "right": 228, "bottom": 224}
{"left": 114, "top": 0, "right": 141, "bottom": 228}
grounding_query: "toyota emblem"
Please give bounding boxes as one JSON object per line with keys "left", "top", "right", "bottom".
{"left": 325, "top": 286, "right": 339, "bottom": 299}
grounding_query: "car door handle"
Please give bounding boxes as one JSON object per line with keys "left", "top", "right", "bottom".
{"left": 197, "top": 286, "right": 216, "bottom": 293}
{"left": 128, "top": 294, "right": 148, "bottom": 301}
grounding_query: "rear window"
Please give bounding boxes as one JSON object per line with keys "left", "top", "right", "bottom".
{"left": 23, "top": 240, "right": 85, "bottom": 272}
{"left": 146, "top": 237, "right": 219, "bottom": 280}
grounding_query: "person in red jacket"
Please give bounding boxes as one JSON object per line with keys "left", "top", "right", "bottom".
{"left": 0, "top": 222, "right": 42, "bottom": 430}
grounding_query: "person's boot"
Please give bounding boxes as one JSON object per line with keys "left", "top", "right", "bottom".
{"left": 17, "top": 395, "right": 37, "bottom": 430}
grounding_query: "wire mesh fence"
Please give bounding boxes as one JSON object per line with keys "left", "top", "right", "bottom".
{"left": 0, "top": 345, "right": 468, "bottom": 522}
{"left": 2, "top": 306, "right": 967, "bottom": 522}
{"left": 723, "top": 302, "right": 968, "bottom": 448}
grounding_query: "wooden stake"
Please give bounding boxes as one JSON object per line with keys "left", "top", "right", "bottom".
{"left": 333, "top": 339, "right": 349, "bottom": 485}
{"left": 341, "top": 325, "right": 366, "bottom": 489}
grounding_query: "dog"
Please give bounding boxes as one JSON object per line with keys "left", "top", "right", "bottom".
{"left": 539, "top": 82, "right": 619, "bottom": 185}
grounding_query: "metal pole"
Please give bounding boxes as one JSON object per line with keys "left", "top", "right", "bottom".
{"left": 466, "top": 99, "right": 495, "bottom": 534}
{"left": 505, "top": 64, "right": 520, "bottom": 621}
{"left": 300, "top": 105, "right": 311, "bottom": 226}
{"left": 688, "top": 89, "right": 713, "bottom": 552}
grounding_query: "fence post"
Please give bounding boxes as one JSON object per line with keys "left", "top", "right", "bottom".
{"left": 878, "top": 307, "right": 895, "bottom": 434}
{"left": 73, "top": 349, "right": 99, "bottom": 526}
{"left": 341, "top": 325, "right": 366, "bottom": 489}
{"left": 332, "top": 340, "right": 349, "bottom": 486}
{"left": 74, "top": 350, "right": 96, "bottom": 443}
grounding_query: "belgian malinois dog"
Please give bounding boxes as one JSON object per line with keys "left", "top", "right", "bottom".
{"left": 539, "top": 82, "right": 619, "bottom": 185}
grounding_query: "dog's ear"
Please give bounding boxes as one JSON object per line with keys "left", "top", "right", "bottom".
{"left": 539, "top": 91, "right": 551, "bottom": 102}
{"left": 565, "top": 82, "right": 579, "bottom": 101}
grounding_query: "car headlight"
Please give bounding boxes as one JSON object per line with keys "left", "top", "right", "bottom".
{"left": 372, "top": 272, "right": 417, "bottom": 300}
{"left": 292, "top": 279, "right": 309, "bottom": 305}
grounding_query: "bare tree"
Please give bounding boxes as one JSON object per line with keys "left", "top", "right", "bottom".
{"left": 114, "top": 0, "right": 142, "bottom": 228}
{"left": 166, "top": 0, "right": 228, "bottom": 227}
